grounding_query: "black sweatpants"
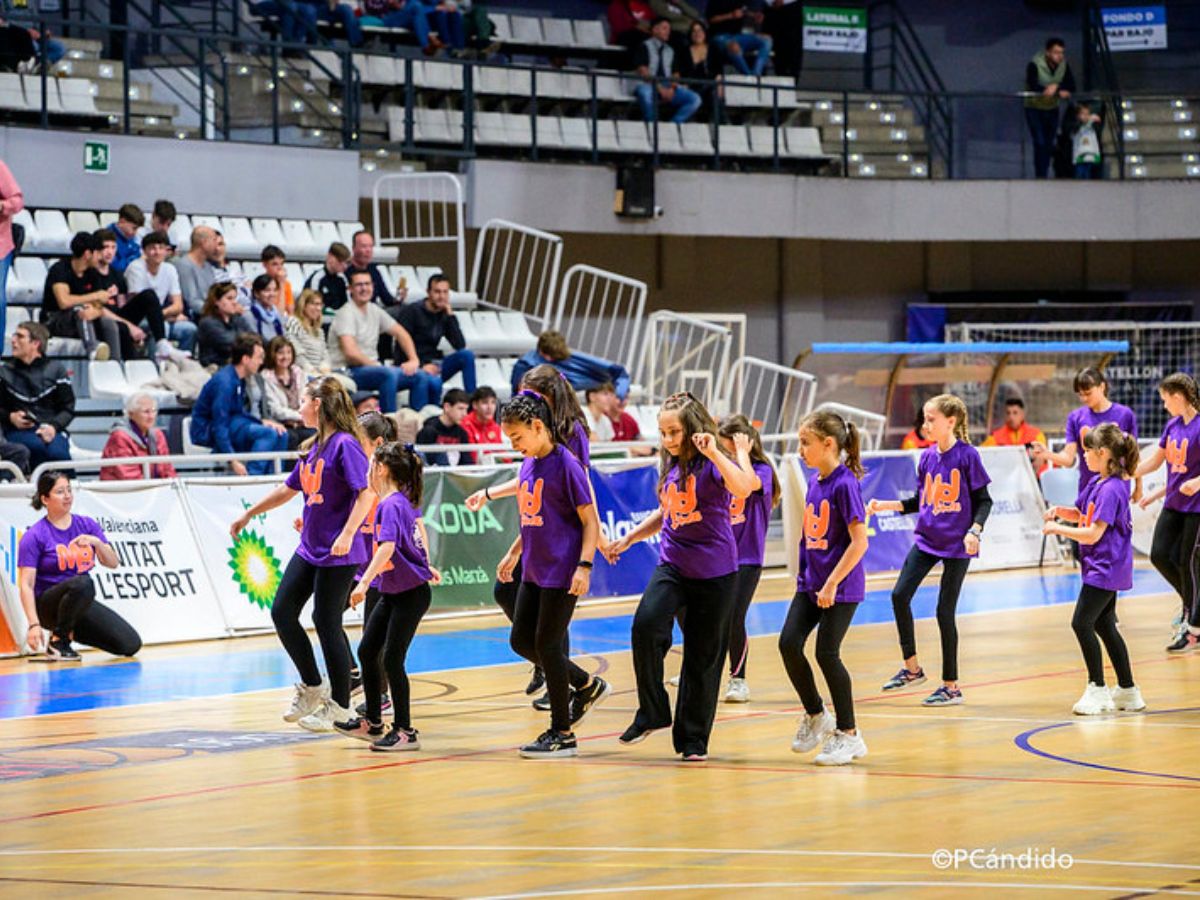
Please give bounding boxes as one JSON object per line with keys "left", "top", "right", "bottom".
{"left": 495, "top": 558, "right": 570, "bottom": 665}
{"left": 778, "top": 593, "right": 858, "bottom": 731}
{"left": 36, "top": 574, "right": 142, "bottom": 656}
{"left": 358, "top": 584, "right": 431, "bottom": 729}
{"left": 630, "top": 564, "right": 737, "bottom": 756}
{"left": 113, "top": 288, "right": 167, "bottom": 357}
{"left": 727, "top": 564, "right": 762, "bottom": 679}
{"left": 342, "top": 586, "right": 380, "bottom": 677}
{"left": 271, "top": 554, "right": 358, "bottom": 708}
{"left": 1149, "top": 507, "right": 1200, "bottom": 626}
{"left": 510, "top": 582, "right": 590, "bottom": 732}
{"left": 1072, "top": 584, "right": 1134, "bottom": 688}
{"left": 891, "top": 546, "right": 971, "bottom": 682}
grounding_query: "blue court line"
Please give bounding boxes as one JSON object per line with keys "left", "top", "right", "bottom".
{"left": 0, "top": 568, "right": 1171, "bottom": 720}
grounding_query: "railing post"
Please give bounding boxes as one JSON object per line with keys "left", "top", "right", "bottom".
{"left": 589, "top": 72, "right": 599, "bottom": 164}
{"left": 270, "top": 39, "right": 280, "bottom": 145}
{"left": 772, "top": 84, "right": 780, "bottom": 171}
{"left": 123, "top": 34, "right": 132, "bottom": 135}
{"left": 404, "top": 57, "right": 415, "bottom": 151}
{"left": 841, "top": 90, "right": 849, "bottom": 177}
{"left": 221, "top": 52, "right": 231, "bottom": 140}
{"left": 530, "top": 67, "right": 538, "bottom": 162}
{"left": 38, "top": 17, "right": 49, "bottom": 129}
{"left": 198, "top": 37, "right": 208, "bottom": 139}
{"left": 464, "top": 60, "right": 476, "bottom": 157}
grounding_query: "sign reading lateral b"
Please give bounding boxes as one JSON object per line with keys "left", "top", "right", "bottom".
{"left": 803, "top": 6, "right": 867, "bottom": 54}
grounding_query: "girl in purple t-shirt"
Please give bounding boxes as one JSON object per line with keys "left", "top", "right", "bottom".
{"left": 604, "top": 392, "right": 758, "bottom": 762}
{"left": 783, "top": 410, "right": 870, "bottom": 766}
{"left": 1043, "top": 423, "right": 1146, "bottom": 715}
{"left": 1133, "top": 373, "right": 1200, "bottom": 652}
{"left": 716, "top": 414, "right": 779, "bottom": 705}
{"left": 231, "top": 377, "right": 374, "bottom": 732}
{"left": 497, "top": 392, "right": 605, "bottom": 759}
{"left": 336, "top": 442, "right": 440, "bottom": 751}
{"left": 16, "top": 472, "right": 141, "bottom": 661}
{"left": 866, "top": 394, "right": 992, "bottom": 707}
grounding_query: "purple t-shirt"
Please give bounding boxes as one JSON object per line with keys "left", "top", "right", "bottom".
{"left": 285, "top": 431, "right": 370, "bottom": 567}
{"left": 796, "top": 465, "right": 866, "bottom": 603}
{"left": 731, "top": 461, "right": 773, "bottom": 567}
{"left": 374, "top": 491, "right": 434, "bottom": 594}
{"left": 1065, "top": 403, "right": 1138, "bottom": 493}
{"left": 1159, "top": 414, "right": 1200, "bottom": 513}
{"left": 354, "top": 496, "right": 381, "bottom": 583}
{"left": 18, "top": 515, "right": 110, "bottom": 597}
{"left": 566, "top": 421, "right": 590, "bottom": 469}
{"left": 1078, "top": 475, "right": 1133, "bottom": 591}
{"left": 518, "top": 445, "right": 593, "bottom": 590}
{"left": 658, "top": 457, "right": 738, "bottom": 580}
{"left": 914, "top": 441, "right": 991, "bottom": 559}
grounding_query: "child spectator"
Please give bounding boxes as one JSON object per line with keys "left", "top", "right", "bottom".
{"left": 1070, "top": 101, "right": 1102, "bottom": 180}
{"left": 416, "top": 388, "right": 471, "bottom": 466}
{"left": 462, "top": 386, "right": 501, "bottom": 446}
{"left": 108, "top": 203, "right": 144, "bottom": 273}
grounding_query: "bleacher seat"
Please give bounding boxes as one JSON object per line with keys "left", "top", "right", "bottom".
{"left": 495, "top": 311, "right": 537, "bottom": 352}
{"left": 540, "top": 17, "right": 573, "bottom": 47}
{"left": 285, "top": 262, "right": 305, "bottom": 296}
{"left": 11, "top": 256, "right": 48, "bottom": 304}
{"left": 98, "top": 211, "right": 117, "bottom": 227}
{"left": 393, "top": 265, "right": 421, "bottom": 297}
{"left": 124, "top": 359, "right": 160, "bottom": 388}
{"left": 595, "top": 119, "right": 620, "bottom": 153}
{"left": 168, "top": 213, "right": 193, "bottom": 250}
{"left": 421, "top": 61, "right": 462, "bottom": 92}
{"left": 280, "top": 220, "right": 322, "bottom": 261}
{"left": 616, "top": 120, "right": 652, "bottom": 154}
{"left": 560, "top": 117, "right": 593, "bottom": 151}
{"left": 573, "top": 20, "right": 609, "bottom": 49}
{"left": 67, "top": 210, "right": 101, "bottom": 234}
{"left": 87, "top": 360, "right": 130, "bottom": 400}
{"left": 250, "top": 218, "right": 288, "bottom": 252}
{"left": 181, "top": 416, "right": 208, "bottom": 457}
{"left": 785, "top": 127, "right": 826, "bottom": 159}
{"left": 4, "top": 306, "right": 29, "bottom": 351}
{"left": 0, "top": 73, "right": 27, "bottom": 111}
{"left": 510, "top": 16, "right": 544, "bottom": 44}
{"left": 534, "top": 116, "right": 566, "bottom": 149}
{"left": 242, "top": 260, "right": 265, "bottom": 282}
{"left": 308, "top": 220, "right": 342, "bottom": 253}
{"left": 488, "top": 13, "right": 512, "bottom": 42}
{"left": 718, "top": 125, "right": 755, "bottom": 157}
{"left": 474, "top": 357, "right": 510, "bottom": 400}
{"left": 220, "top": 216, "right": 261, "bottom": 258}
{"left": 13, "top": 209, "right": 37, "bottom": 253}
{"left": 22, "top": 76, "right": 63, "bottom": 114}
{"left": 33, "top": 209, "right": 72, "bottom": 255}
{"left": 364, "top": 55, "right": 398, "bottom": 87}
{"left": 475, "top": 111, "right": 509, "bottom": 146}
{"left": 477, "top": 66, "right": 510, "bottom": 96}
{"left": 337, "top": 221, "right": 365, "bottom": 247}
{"left": 654, "top": 122, "right": 685, "bottom": 155}
{"left": 680, "top": 123, "right": 714, "bottom": 155}
{"left": 58, "top": 78, "right": 98, "bottom": 115}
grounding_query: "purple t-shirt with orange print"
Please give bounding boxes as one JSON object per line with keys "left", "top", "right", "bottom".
{"left": 18, "top": 515, "right": 109, "bottom": 596}
{"left": 1065, "top": 403, "right": 1137, "bottom": 494}
{"left": 796, "top": 465, "right": 865, "bottom": 603}
{"left": 1159, "top": 414, "right": 1200, "bottom": 513}
{"left": 658, "top": 457, "right": 737, "bottom": 580}
{"left": 1077, "top": 475, "right": 1133, "bottom": 591}
{"left": 730, "top": 461, "right": 774, "bottom": 567}
{"left": 913, "top": 441, "right": 990, "bottom": 559}
{"left": 285, "top": 431, "right": 370, "bottom": 567}
{"left": 518, "top": 445, "right": 593, "bottom": 591}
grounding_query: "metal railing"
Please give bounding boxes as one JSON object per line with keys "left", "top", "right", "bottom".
{"left": 726, "top": 356, "right": 818, "bottom": 453}
{"left": 553, "top": 265, "right": 648, "bottom": 378}
{"left": 372, "top": 171, "right": 467, "bottom": 288}
{"left": 636, "top": 311, "right": 736, "bottom": 409}
{"left": 813, "top": 402, "right": 888, "bottom": 452}
{"left": 469, "top": 219, "right": 564, "bottom": 332}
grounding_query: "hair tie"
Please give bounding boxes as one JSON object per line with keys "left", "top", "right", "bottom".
{"left": 517, "top": 389, "right": 542, "bottom": 400}
{"left": 402, "top": 442, "right": 415, "bottom": 453}
{"left": 557, "top": 371, "right": 570, "bottom": 383}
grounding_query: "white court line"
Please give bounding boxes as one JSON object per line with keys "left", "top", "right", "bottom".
{"left": 474, "top": 883, "right": 1200, "bottom": 899}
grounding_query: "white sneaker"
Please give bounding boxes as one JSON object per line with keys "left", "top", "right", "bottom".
{"left": 791, "top": 709, "right": 835, "bottom": 753}
{"left": 283, "top": 681, "right": 328, "bottom": 723}
{"left": 667, "top": 675, "right": 680, "bottom": 687}
{"left": 814, "top": 729, "right": 867, "bottom": 766}
{"left": 1110, "top": 685, "right": 1146, "bottom": 711}
{"left": 723, "top": 677, "right": 750, "bottom": 703}
{"left": 298, "top": 698, "right": 353, "bottom": 733}
{"left": 1072, "top": 682, "right": 1115, "bottom": 716}
{"left": 89, "top": 342, "right": 111, "bottom": 362}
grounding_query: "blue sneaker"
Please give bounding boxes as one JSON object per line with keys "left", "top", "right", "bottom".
{"left": 881, "top": 667, "right": 926, "bottom": 692}
{"left": 922, "top": 685, "right": 963, "bottom": 706}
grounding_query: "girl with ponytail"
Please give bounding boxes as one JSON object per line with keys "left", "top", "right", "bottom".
{"left": 1044, "top": 423, "right": 1145, "bottom": 715}
{"left": 866, "top": 393, "right": 992, "bottom": 707}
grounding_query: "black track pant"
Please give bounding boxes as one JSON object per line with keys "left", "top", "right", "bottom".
{"left": 1072, "top": 584, "right": 1134, "bottom": 688}
{"left": 36, "top": 574, "right": 142, "bottom": 656}
{"left": 510, "top": 583, "right": 590, "bottom": 732}
{"left": 727, "top": 564, "right": 762, "bottom": 679}
{"left": 630, "top": 564, "right": 736, "bottom": 756}
{"left": 342, "top": 586, "right": 381, "bottom": 677}
{"left": 891, "top": 546, "right": 971, "bottom": 682}
{"left": 778, "top": 593, "right": 858, "bottom": 731}
{"left": 1148, "top": 507, "right": 1200, "bottom": 626}
{"left": 113, "top": 288, "right": 168, "bottom": 356}
{"left": 358, "top": 584, "right": 431, "bottom": 728}
{"left": 495, "top": 558, "right": 570, "bottom": 667}
{"left": 271, "top": 555, "right": 358, "bottom": 707}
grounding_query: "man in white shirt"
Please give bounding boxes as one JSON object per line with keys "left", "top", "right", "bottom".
{"left": 584, "top": 383, "right": 617, "bottom": 443}
{"left": 328, "top": 270, "right": 436, "bottom": 413}
{"left": 124, "top": 231, "right": 197, "bottom": 354}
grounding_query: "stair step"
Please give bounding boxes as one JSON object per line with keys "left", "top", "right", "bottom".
{"left": 51, "top": 58, "right": 123, "bottom": 81}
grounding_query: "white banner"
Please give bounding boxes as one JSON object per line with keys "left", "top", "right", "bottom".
{"left": 1132, "top": 441, "right": 1167, "bottom": 556}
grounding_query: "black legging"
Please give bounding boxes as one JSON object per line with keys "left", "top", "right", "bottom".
{"left": 1148, "top": 507, "right": 1200, "bottom": 625}
{"left": 510, "top": 583, "right": 590, "bottom": 732}
{"left": 36, "top": 573, "right": 142, "bottom": 656}
{"left": 1072, "top": 584, "right": 1134, "bottom": 688}
{"left": 495, "top": 559, "right": 570, "bottom": 668}
{"left": 727, "top": 564, "right": 762, "bottom": 679}
{"left": 271, "top": 555, "right": 358, "bottom": 708}
{"left": 342, "top": 586, "right": 380, "bottom": 678}
{"left": 112, "top": 288, "right": 167, "bottom": 358}
{"left": 630, "top": 564, "right": 737, "bottom": 756}
{"left": 358, "top": 584, "right": 431, "bottom": 729}
{"left": 891, "top": 546, "right": 971, "bottom": 682}
{"left": 778, "top": 594, "right": 858, "bottom": 732}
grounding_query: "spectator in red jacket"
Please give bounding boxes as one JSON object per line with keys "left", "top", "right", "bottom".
{"left": 462, "top": 385, "right": 501, "bottom": 446}
{"left": 100, "top": 392, "right": 177, "bottom": 480}
{"left": 608, "top": 0, "right": 655, "bottom": 54}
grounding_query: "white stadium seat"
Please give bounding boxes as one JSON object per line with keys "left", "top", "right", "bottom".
{"left": 12, "top": 209, "right": 38, "bottom": 251}
{"left": 540, "top": 17, "right": 575, "bottom": 47}
{"left": 58, "top": 78, "right": 98, "bottom": 115}
{"left": 11, "top": 256, "right": 48, "bottom": 304}
{"left": 32, "top": 209, "right": 72, "bottom": 254}
{"left": 280, "top": 219, "right": 322, "bottom": 261}
{"left": 251, "top": 218, "right": 288, "bottom": 252}
{"left": 67, "top": 210, "right": 101, "bottom": 234}
{"left": 616, "top": 120, "right": 652, "bottom": 154}
{"left": 573, "top": 20, "right": 609, "bottom": 49}
{"left": 308, "top": 220, "right": 343, "bottom": 253}
{"left": 23, "top": 75, "right": 63, "bottom": 113}
{"left": 337, "top": 221, "right": 365, "bottom": 247}
{"left": 285, "top": 262, "right": 305, "bottom": 296}
{"left": 124, "top": 359, "right": 161, "bottom": 388}
{"left": 191, "top": 214, "right": 223, "bottom": 234}
{"left": 219, "top": 216, "right": 262, "bottom": 258}
{"left": 87, "top": 360, "right": 131, "bottom": 400}
{"left": 168, "top": 214, "right": 193, "bottom": 250}
{"left": 0, "top": 72, "right": 27, "bottom": 111}
{"left": 98, "top": 211, "right": 118, "bottom": 227}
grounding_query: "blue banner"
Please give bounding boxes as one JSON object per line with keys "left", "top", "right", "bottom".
{"left": 590, "top": 464, "right": 662, "bottom": 597}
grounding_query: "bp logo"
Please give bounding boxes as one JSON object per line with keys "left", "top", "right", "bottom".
{"left": 228, "top": 530, "right": 283, "bottom": 609}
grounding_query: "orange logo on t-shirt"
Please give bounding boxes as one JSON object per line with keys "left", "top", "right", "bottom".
{"left": 54, "top": 541, "right": 95, "bottom": 575}
{"left": 298, "top": 458, "right": 326, "bottom": 507}
{"left": 803, "top": 499, "right": 831, "bottom": 550}
{"left": 1166, "top": 437, "right": 1190, "bottom": 474}
{"left": 922, "top": 469, "right": 962, "bottom": 515}
{"left": 361, "top": 497, "right": 379, "bottom": 535}
{"left": 1081, "top": 500, "right": 1098, "bottom": 528}
{"left": 729, "top": 494, "right": 747, "bottom": 526}
{"left": 661, "top": 475, "right": 702, "bottom": 530}
{"left": 1078, "top": 425, "right": 1092, "bottom": 448}
{"left": 518, "top": 478, "right": 545, "bottom": 527}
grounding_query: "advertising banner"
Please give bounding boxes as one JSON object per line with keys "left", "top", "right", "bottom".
{"left": 803, "top": 6, "right": 868, "bottom": 53}
{"left": 590, "top": 462, "right": 662, "bottom": 597}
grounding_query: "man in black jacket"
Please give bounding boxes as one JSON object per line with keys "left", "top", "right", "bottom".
{"left": 303, "top": 241, "right": 351, "bottom": 311}
{"left": 393, "top": 273, "right": 476, "bottom": 398}
{"left": 0, "top": 321, "right": 74, "bottom": 469}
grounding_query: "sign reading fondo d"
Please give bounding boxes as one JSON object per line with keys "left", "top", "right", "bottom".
{"left": 1102, "top": 5, "right": 1168, "bottom": 52}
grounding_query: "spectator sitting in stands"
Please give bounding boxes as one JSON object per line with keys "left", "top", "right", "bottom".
{"left": 634, "top": 18, "right": 701, "bottom": 124}
{"left": 360, "top": 0, "right": 446, "bottom": 53}
{"left": 297, "top": 0, "right": 365, "bottom": 47}
{"left": 346, "top": 230, "right": 400, "bottom": 309}
{"left": 94, "top": 228, "right": 173, "bottom": 362}
{"left": 257, "top": 336, "right": 312, "bottom": 449}
{"left": 0, "top": 322, "right": 73, "bottom": 470}
{"left": 261, "top": 244, "right": 295, "bottom": 315}
{"left": 394, "top": 272, "right": 476, "bottom": 396}
{"left": 0, "top": 155, "right": 22, "bottom": 338}
{"left": 100, "top": 392, "right": 177, "bottom": 481}
{"left": 416, "top": 388, "right": 471, "bottom": 466}
{"left": 286, "top": 288, "right": 340, "bottom": 381}
{"left": 608, "top": 0, "right": 655, "bottom": 55}
{"left": 510, "top": 330, "right": 632, "bottom": 400}
{"left": 248, "top": 0, "right": 312, "bottom": 44}
{"left": 352, "top": 390, "right": 381, "bottom": 415}
{"left": 247, "top": 272, "right": 289, "bottom": 343}
{"left": 611, "top": 396, "right": 655, "bottom": 456}
{"left": 190, "top": 332, "right": 290, "bottom": 476}
{"left": 1024, "top": 36, "right": 1075, "bottom": 180}
{"left": 139, "top": 199, "right": 177, "bottom": 254}
{"left": 41, "top": 231, "right": 121, "bottom": 361}
{"left": 125, "top": 231, "right": 197, "bottom": 355}
{"left": 427, "top": 1, "right": 466, "bottom": 52}
{"left": 1069, "top": 101, "right": 1102, "bottom": 180}
{"left": 303, "top": 241, "right": 351, "bottom": 311}
{"left": 173, "top": 225, "right": 218, "bottom": 318}
{"left": 0, "top": 17, "right": 66, "bottom": 71}
{"left": 0, "top": 434, "right": 30, "bottom": 479}
{"left": 461, "top": 385, "right": 500, "bottom": 446}
{"left": 197, "top": 282, "right": 255, "bottom": 369}
{"left": 584, "top": 383, "right": 617, "bottom": 443}
{"left": 210, "top": 232, "right": 252, "bottom": 310}
{"left": 108, "top": 203, "right": 145, "bottom": 274}
{"left": 328, "top": 270, "right": 436, "bottom": 413}
{"left": 983, "top": 396, "right": 1048, "bottom": 474}
{"left": 900, "top": 407, "right": 935, "bottom": 450}
{"left": 676, "top": 20, "right": 721, "bottom": 112}
{"left": 706, "top": 0, "right": 773, "bottom": 77}
{"left": 648, "top": 0, "right": 703, "bottom": 50}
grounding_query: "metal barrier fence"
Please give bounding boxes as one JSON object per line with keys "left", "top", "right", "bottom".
{"left": 371, "top": 172, "right": 467, "bottom": 289}
{"left": 636, "top": 311, "right": 735, "bottom": 409}
{"left": 814, "top": 401, "right": 888, "bottom": 452}
{"left": 726, "top": 356, "right": 819, "bottom": 453}
{"left": 553, "top": 265, "right": 647, "bottom": 376}
{"left": 469, "top": 219, "right": 564, "bottom": 331}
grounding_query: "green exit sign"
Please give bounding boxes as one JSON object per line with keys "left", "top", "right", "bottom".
{"left": 83, "top": 141, "right": 110, "bottom": 174}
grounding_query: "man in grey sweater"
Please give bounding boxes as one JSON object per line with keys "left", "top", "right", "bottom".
{"left": 171, "top": 224, "right": 219, "bottom": 318}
